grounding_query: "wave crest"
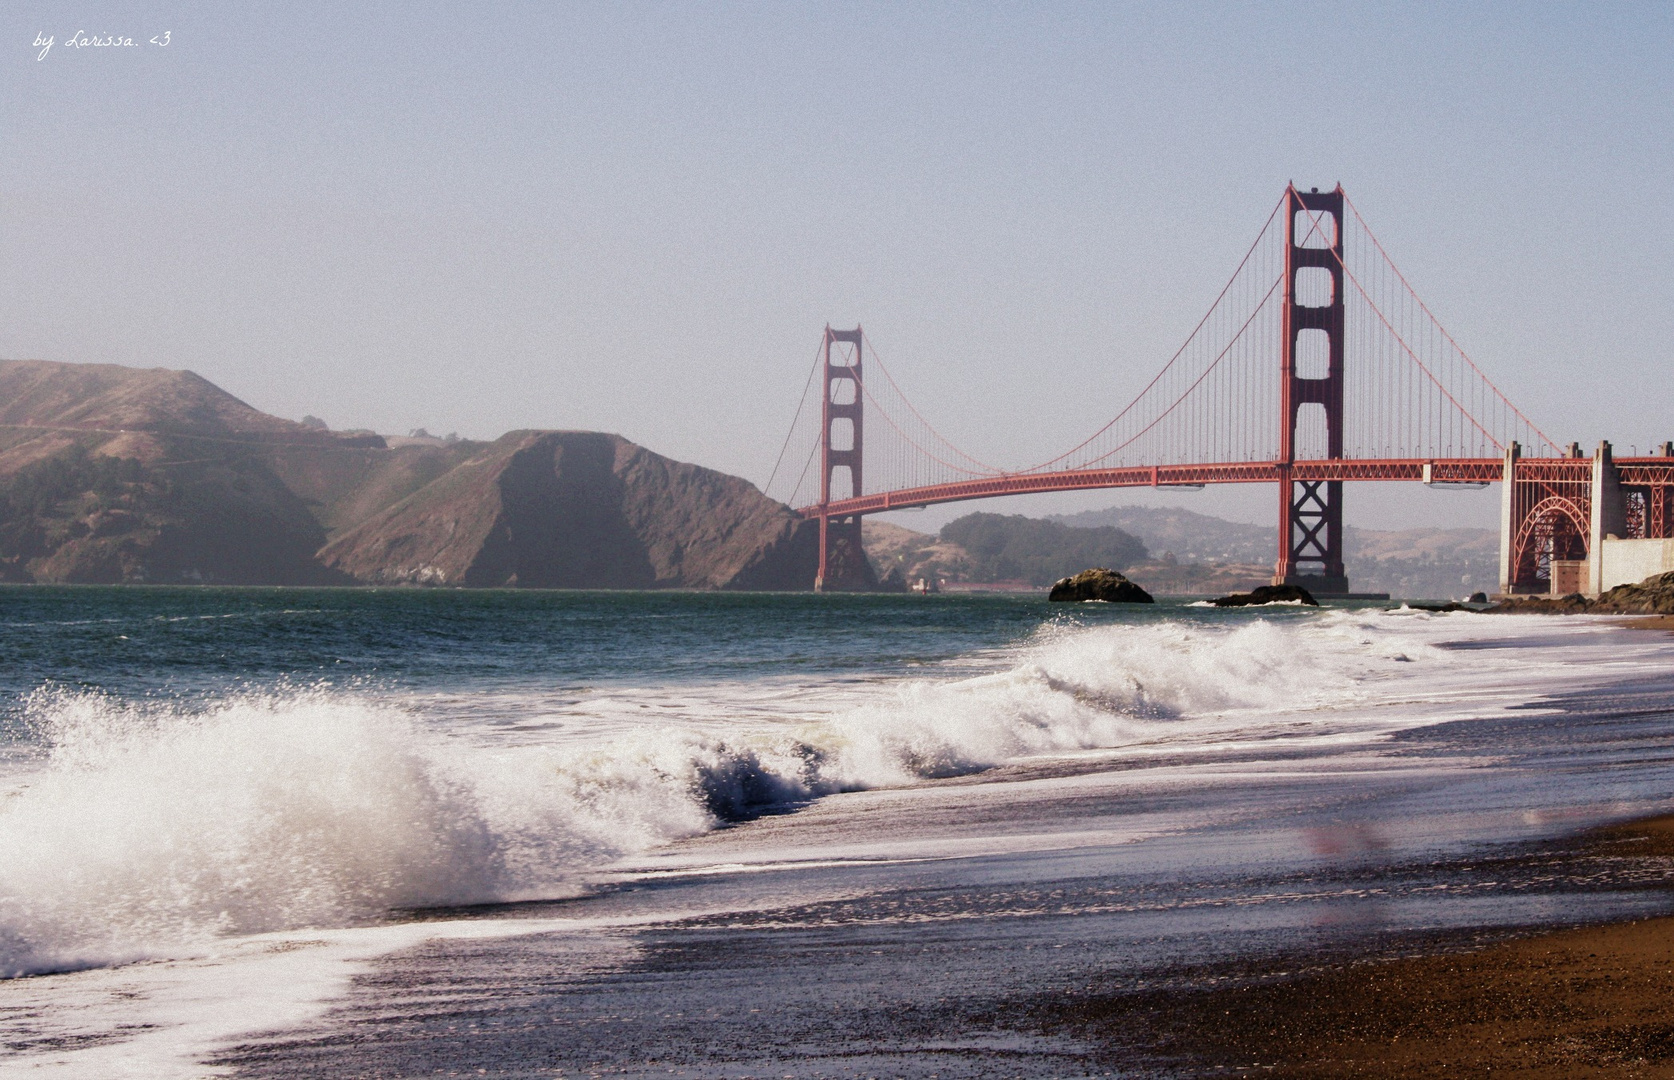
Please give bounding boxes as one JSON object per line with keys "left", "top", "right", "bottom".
{"left": 0, "top": 613, "right": 1409, "bottom": 973}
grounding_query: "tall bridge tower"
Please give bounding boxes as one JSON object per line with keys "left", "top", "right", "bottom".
{"left": 1276, "top": 185, "right": 1349, "bottom": 593}
{"left": 815, "top": 325, "right": 868, "bottom": 591}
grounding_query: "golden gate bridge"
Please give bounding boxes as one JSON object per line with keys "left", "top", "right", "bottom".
{"left": 765, "top": 185, "right": 1674, "bottom": 595}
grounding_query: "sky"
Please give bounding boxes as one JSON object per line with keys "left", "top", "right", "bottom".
{"left": 3, "top": 2, "right": 1670, "bottom": 533}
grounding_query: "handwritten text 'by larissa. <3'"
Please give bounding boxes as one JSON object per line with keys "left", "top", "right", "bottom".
{"left": 34, "top": 31, "right": 170, "bottom": 60}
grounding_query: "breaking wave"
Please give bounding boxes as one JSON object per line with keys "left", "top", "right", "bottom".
{"left": 0, "top": 612, "right": 1443, "bottom": 975}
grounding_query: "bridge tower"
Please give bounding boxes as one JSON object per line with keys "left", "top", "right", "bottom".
{"left": 1275, "top": 185, "right": 1349, "bottom": 593}
{"left": 815, "top": 325, "right": 868, "bottom": 591}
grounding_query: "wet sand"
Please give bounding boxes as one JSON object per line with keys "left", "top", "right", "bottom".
{"left": 1062, "top": 816, "right": 1674, "bottom": 1077}
{"left": 215, "top": 762, "right": 1674, "bottom": 1078}
{"left": 157, "top": 631, "right": 1674, "bottom": 1078}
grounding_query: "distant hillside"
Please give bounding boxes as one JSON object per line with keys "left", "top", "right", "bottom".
{"left": 0, "top": 359, "right": 321, "bottom": 445}
{"left": 1051, "top": 505, "right": 1272, "bottom": 564}
{"left": 320, "top": 431, "right": 813, "bottom": 589}
{"left": 1051, "top": 504, "right": 1498, "bottom": 599}
{"left": 865, "top": 513, "right": 1146, "bottom": 589}
{"left": 0, "top": 359, "right": 816, "bottom": 588}
{"left": 939, "top": 513, "right": 1146, "bottom": 587}
{"left": 1340, "top": 526, "right": 1498, "bottom": 600}
{"left": 864, "top": 513, "right": 1144, "bottom": 590}
{"left": 865, "top": 503, "right": 1499, "bottom": 599}
{"left": 865, "top": 521, "right": 970, "bottom": 587}
{"left": 0, "top": 361, "right": 360, "bottom": 584}
{"left": 862, "top": 517, "right": 1269, "bottom": 596}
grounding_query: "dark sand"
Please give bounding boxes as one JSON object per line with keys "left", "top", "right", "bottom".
{"left": 1061, "top": 816, "right": 1674, "bottom": 1077}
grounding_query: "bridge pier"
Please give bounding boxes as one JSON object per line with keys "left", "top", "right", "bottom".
{"left": 813, "top": 512, "right": 871, "bottom": 592}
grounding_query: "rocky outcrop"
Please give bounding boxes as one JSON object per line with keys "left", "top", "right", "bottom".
{"left": 1210, "top": 584, "right": 1319, "bottom": 607}
{"left": 317, "top": 431, "right": 816, "bottom": 589}
{"left": 1047, "top": 568, "right": 1154, "bottom": 603}
{"left": 1491, "top": 572, "right": 1674, "bottom": 615}
{"left": 1596, "top": 573, "right": 1674, "bottom": 613}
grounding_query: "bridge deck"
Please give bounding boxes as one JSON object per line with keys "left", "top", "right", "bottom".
{"left": 798, "top": 458, "right": 1505, "bottom": 517}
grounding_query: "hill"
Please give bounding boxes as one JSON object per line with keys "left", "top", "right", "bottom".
{"left": 1343, "top": 525, "right": 1498, "bottom": 599}
{"left": 865, "top": 512, "right": 1148, "bottom": 591}
{"left": 938, "top": 512, "right": 1146, "bottom": 587}
{"left": 0, "top": 360, "right": 815, "bottom": 588}
{"left": 1054, "top": 505, "right": 1497, "bottom": 599}
{"left": 864, "top": 521, "right": 971, "bottom": 587}
{"left": 1059, "top": 506, "right": 1498, "bottom": 598}
{"left": 319, "top": 431, "right": 812, "bottom": 588}
{"left": 1051, "top": 505, "right": 1273, "bottom": 564}
{"left": 0, "top": 359, "right": 321, "bottom": 447}
{"left": 867, "top": 504, "right": 1499, "bottom": 599}
{"left": 863, "top": 517, "right": 1268, "bottom": 596}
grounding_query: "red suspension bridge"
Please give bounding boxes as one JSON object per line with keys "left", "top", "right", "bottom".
{"left": 765, "top": 186, "right": 1674, "bottom": 595}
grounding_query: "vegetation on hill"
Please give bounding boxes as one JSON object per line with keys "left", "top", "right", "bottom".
{"left": 0, "top": 442, "right": 333, "bottom": 585}
{"left": 1052, "top": 505, "right": 1272, "bottom": 564}
{"left": 937, "top": 512, "right": 1147, "bottom": 586}
{"left": 862, "top": 520, "right": 969, "bottom": 587}
{"left": 0, "top": 444, "right": 144, "bottom": 521}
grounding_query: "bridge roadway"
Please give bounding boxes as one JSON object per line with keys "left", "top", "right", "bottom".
{"left": 797, "top": 457, "right": 1505, "bottom": 517}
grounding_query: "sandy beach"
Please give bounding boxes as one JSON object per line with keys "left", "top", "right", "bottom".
{"left": 1058, "top": 815, "right": 1674, "bottom": 1077}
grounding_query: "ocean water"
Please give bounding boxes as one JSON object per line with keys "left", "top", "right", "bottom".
{"left": 2, "top": 587, "right": 1673, "bottom": 1077}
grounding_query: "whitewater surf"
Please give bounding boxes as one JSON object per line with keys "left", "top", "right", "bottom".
{"left": 2, "top": 589, "right": 1671, "bottom": 1077}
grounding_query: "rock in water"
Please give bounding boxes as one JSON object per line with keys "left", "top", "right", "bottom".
{"left": 1047, "top": 568, "right": 1154, "bottom": 603}
{"left": 1210, "top": 584, "right": 1318, "bottom": 607}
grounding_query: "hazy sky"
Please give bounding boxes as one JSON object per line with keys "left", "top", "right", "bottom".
{"left": 4, "top": 3, "right": 1670, "bottom": 531}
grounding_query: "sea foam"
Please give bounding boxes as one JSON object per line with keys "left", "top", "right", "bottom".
{"left": 0, "top": 611, "right": 1470, "bottom": 975}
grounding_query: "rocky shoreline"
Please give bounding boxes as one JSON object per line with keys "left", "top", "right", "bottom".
{"left": 1491, "top": 571, "right": 1674, "bottom": 615}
